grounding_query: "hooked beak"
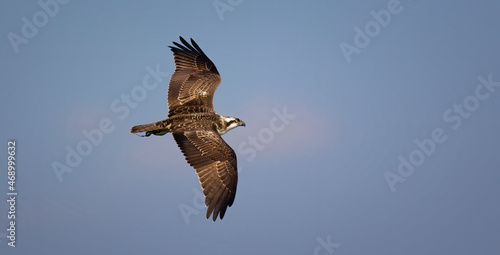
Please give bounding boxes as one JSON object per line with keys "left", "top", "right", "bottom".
{"left": 240, "top": 121, "right": 246, "bottom": 127}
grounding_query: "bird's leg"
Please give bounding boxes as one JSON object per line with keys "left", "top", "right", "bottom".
{"left": 135, "top": 128, "right": 170, "bottom": 137}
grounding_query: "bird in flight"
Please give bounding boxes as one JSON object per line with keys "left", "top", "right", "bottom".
{"left": 130, "top": 37, "right": 245, "bottom": 221}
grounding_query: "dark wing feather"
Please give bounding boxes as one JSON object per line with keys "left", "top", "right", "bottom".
{"left": 172, "top": 123, "right": 238, "bottom": 221}
{"left": 167, "top": 37, "right": 221, "bottom": 117}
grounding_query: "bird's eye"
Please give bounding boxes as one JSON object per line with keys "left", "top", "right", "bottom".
{"left": 234, "top": 119, "right": 239, "bottom": 123}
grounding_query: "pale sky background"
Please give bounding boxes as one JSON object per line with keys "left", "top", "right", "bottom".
{"left": 1, "top": 0, "right": 500, "bottom": 254}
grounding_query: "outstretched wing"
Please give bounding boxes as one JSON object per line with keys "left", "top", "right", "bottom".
{"left": 167, "top": 37, "right": 221, "bottom": 117}
{"left": 172, "top": 122, "right": 238, "bottom": 221}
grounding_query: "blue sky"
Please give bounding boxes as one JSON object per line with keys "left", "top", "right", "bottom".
{"left": 1, "top": 0, "right": 499, "bottom": 254}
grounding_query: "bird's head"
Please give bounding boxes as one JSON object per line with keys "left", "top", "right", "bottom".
{"left": 219, "top": 116, "right": 246, "bottom": 135}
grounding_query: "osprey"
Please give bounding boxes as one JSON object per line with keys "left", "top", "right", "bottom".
{"left": 130, "top": 37, "right": 245, "bottom": 221}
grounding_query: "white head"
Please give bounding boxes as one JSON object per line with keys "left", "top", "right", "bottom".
{"left": 218, "top": 116, "right": 246, "bottom": 135}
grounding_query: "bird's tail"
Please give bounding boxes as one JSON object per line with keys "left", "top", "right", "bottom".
{"left": 130, "top": 123, "right": 157, "bottom": 134}
{"left": 130, "top": 120, "right": 170, "bottom": 137}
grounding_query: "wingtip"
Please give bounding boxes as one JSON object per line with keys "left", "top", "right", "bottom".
{"left": 179, "top": 36, "right": 189, "bottom": 46}
{"left": 205, "top": 208, "right": 223, "bottom": 222}
{"left": 205, "top": 212, "right": 216, "bottom": 222}
{"left": 169, "top": 36, "right": 184, "bottom": 48}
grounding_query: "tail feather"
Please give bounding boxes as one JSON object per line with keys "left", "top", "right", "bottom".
{"left": 130, "top": 123, "right": 158, "bottom": 134}
{"left": 130, "top": 120, "right": 170, "bottom": 137}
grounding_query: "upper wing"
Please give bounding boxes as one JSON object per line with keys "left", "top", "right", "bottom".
{"left": 167, "top": 37, "right": 221, "bottom": 117}
{"left": 172, "top": 123, "right": 238, "bottom": 221}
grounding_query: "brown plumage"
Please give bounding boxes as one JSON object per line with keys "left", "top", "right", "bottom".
{"left": 130, "top": 37, "right": 245, "bottom": 221}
